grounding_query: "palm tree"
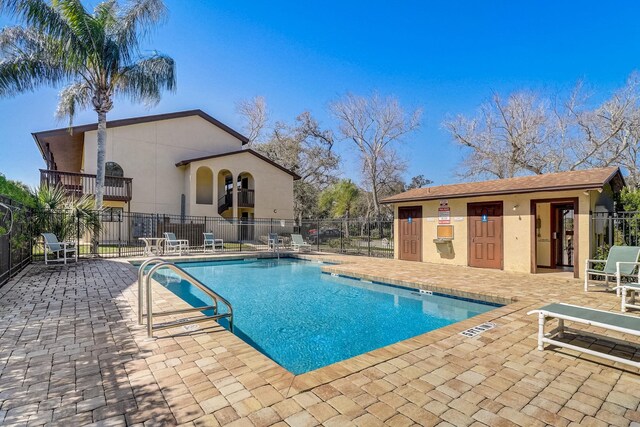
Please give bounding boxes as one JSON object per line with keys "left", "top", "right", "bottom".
{"left": 319, "top": 179, "right": 360, "bottom": 220}
{"left": 319, "top": 179, "right": 360, "bottom": 239}
{"left": 0, "top": 0, "right": 176, "bottom": 212}
{"left": 33, "top": 183, "right": 101, "bottom": 243}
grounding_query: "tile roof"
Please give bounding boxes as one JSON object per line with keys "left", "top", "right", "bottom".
{"left": 381, "top": 167, "right": 624, "bottom": 204}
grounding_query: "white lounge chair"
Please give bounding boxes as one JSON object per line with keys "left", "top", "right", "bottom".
{"left": 528, "top": 303, "right": 640, "bottom": 368}
{"left": 203, "top": 232, "right": 224, "bottom": 253}
{"left": 584, "top": 246, "right": 640, "bottom": 293}
{"left": 291, "top": 234, "right": 311, "bottom": 252}
{"left": 42, "top": 233, "right": 77, "bottom": 265}
{"left": 163, "top": 232, "right": 189, "bottom": 255}
{"left": 268, "top": 233, "right": 283, "bottom": 252}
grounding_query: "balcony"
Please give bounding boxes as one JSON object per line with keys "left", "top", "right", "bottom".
{"left": 40, "top": 169, "right": 133, "bottom": 202}
{"left": 238, "top": 189, "right": 255, "bottom": 208}
{"left": 218, "top": 189, "right": 254, "bottom": 214}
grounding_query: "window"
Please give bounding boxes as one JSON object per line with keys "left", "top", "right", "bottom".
{"left": 105, "top": 162, "right": 124, "bottom": 187}
{"left": 101, "top": 207, "right": 123, "bottom": 222}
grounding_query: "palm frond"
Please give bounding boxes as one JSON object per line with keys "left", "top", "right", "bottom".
{"left": 70, "top": 193, "right": 101, "bottom": 236}
{"left": 116, "top": 52, "right": 174, "bottom": 105}
{"left": 34, "top": 183, "right": 66, "bottom": 210}
{"left": 114, "top": 0, "right": 166, "bottom": 59}
{"left": 0, "top": 25, "right": 81, "bottom": 66}
{"left": 94, "top": 0, "right": 117, "bottom": 28}
{"left": 0, "top": 0, "right": 85, "bottom": 55}
{"left": 0, "top": 26, "right": 80, "bottom": 94}
{"left": 0, "top": 55, "right": 66, "bottom": 95}
{"left": 56, "top": 80, "right": 92, "bottom": 125}
{"left": 53, "top": 0, "right": 104, "bottom": 60}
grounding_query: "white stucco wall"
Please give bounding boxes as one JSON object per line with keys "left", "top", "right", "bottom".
{"left": 82, "top": 115, "right": 244, "bottom": 214}
{"left": 185, "top": 153, "right": 295, "bottom": 220}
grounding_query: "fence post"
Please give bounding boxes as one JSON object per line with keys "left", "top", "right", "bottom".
{"left": 368, "top": 217, "right": 372, "bottom": 257}
{"left": 317, "top": 219, "right": 320, "bottom": 252}
{"left": 118, "top": 215, "right": 122, "bottom": 257}
{"left": 76, "top": 210, "right": 81, "bottom": 257}
{"left": 608, "top": 215, "right": 613, "bottom": 247}
{"left": 340, "top": 220, "right": 344, "bottom": 253}
{"left": 7, "top": 199, "right": 11, "bottom": 279}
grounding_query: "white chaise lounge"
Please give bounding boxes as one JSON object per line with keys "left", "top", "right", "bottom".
{"left": 614, "top": 282, "right": 640, "bottom": 312}
{"left": 291, "top": 234, "right": 312, "bottom": 252}
{"left": 528, "top": 303, "right": 640, "bottom": 368}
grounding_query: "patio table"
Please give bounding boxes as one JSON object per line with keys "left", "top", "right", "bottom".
{"left": 139, "top": 237, "right": 165, "bottom": 257}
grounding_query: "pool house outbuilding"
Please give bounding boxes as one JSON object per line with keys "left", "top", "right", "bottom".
{"left": 382, "top": 167, "right": 625, "bottom": 278}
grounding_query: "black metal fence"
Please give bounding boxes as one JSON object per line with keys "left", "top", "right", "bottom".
{"left": 0, "top": 195, "right": 33, "bottom": 287}
{"left": 298, "top": 218, "right": 394, "bottom": 258}
{"left": 29, "top": 210, "right": 394, "bottom": 260}
{"left": 592, "top": 211, "right": 640, "bottom": 249}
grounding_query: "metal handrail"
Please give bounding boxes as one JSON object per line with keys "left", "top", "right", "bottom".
{"left": 142, "top": 261, "right": 234, "bottom": 338}
{"left": 138, "top": 257, "right": 166, "bottom": 325}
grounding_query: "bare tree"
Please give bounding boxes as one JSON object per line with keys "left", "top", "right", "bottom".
{"left": 562, "top": 80, "right": 634, "bottom": 171}
{"left": 444, "top": 77, "right": 640, "bottom": 181}
{"left": 236, "top": 96, "right": 268, "bottom": 144}
{"left": 444, "top": 91, "right": 556, "bottom": 179}
{"left": 331, "top": 93, "right": 421, "bottom": 219}
{"left": 238, "top": 100, "right": 340, "bottom": 220}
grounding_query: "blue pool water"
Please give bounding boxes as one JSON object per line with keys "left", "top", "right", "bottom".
{"left": 151, "top": 258, "right": 500, "bottom": 374}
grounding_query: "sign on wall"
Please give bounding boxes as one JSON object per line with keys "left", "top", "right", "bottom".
{"left": 438, "top": 207, "right": 451, "bottom": 224}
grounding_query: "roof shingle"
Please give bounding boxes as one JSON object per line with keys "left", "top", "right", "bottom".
{"left": 381, "top": 167, "right": 623, "bottom": 204}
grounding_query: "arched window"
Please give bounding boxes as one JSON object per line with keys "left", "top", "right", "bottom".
{"left": 105, "top": 162, "right": 124, "bottom": 187}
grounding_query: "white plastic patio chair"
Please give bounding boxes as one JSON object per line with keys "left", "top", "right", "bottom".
{"left": 163, "top": 232, "right": 189, "bottom": 255}
{"left": 268, "top": 233, "right": 283, "bottom": 252}
{"left": 585, "top": 246, "right": 640, "bottom": 293}
{"left": 42, "top": 233, "right": 77, "bottom": 265}
{"left": 203, "top": 232, "right": 224, "bottom": 253}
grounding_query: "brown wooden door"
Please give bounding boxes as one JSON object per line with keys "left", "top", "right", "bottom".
{"left": 399, "top": 206, "right": 422, "bottom": 261}
{"left": 468, "top": 202, "right": 503, "bottom": 269}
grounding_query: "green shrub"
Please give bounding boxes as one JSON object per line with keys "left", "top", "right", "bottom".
{"left": 0, "top": 173, "right": 34, "bottom": 207}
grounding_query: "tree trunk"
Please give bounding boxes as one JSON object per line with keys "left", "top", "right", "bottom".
{"left": 344, "top": 210, "right": 350, "bottom": 239}
{"left": 92, "top": 109, "right": 108, "bottom": 255}
{"left": 95, "top": 110, "right": 107, "bottom": 210}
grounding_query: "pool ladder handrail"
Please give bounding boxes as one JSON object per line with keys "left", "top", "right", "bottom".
{"left": 138, "top": 258, "right": 234, "bottom": 338}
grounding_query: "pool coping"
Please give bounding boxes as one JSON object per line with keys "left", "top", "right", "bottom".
{"left": 134, "top": 252, "right": 529, "bottom": 397}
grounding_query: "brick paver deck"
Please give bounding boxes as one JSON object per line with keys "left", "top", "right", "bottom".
{"left": 1, "top": 255, "right": 640, "bottom": 426}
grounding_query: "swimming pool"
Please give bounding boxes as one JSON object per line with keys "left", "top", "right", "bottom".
{"left": 151, "top": 258, "right": 500, "bottom": 374}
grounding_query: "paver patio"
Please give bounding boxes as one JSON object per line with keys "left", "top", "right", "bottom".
{"left": 1, "top": 255, "right": 640, "bottom": 426}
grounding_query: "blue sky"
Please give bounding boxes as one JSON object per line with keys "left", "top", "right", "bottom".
{"left": 1, "top": 0, "right": 640, "bottom": 187}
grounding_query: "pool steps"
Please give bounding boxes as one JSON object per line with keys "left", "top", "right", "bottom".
{"left": 137, "top": 258, "right": 234, "bottom": 338}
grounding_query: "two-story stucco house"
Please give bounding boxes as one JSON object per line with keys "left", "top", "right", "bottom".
{"left": 33, "top": 110, "right": 299, "bottom": 222}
